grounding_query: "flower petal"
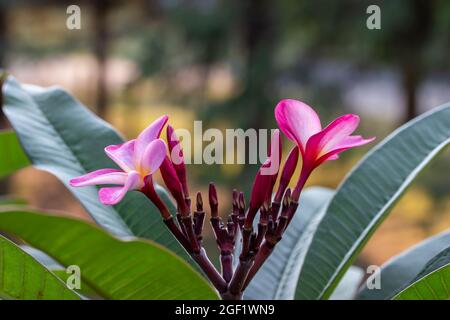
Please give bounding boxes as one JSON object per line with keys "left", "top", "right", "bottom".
{"left": 134, "top": 115, "right": 168, "bottom": 166}
{"left": 334, "top": 135, "right": 376, "bottom": 150}
{"left": 70, "top": 169, "right": 127, "bottom": 187}
{"left": 327, "top": 154, "right": 339, "bottom": 161}
{"left": 307, "top": 114, "right": 360, "bottom": 157}
{"left": 316, "top": 135, "right": 375, "bottom": 165}
{"left": 140, "top": 138, "right": 167, "bottom": 175}
{"left": 105, "top": 139, "right": 136, "bottom": 172}
{"left": 98, "top": 171, "right": 142, "bottom": 205}
{"left": 275, "top": 99, "right": 321, "bottom": 154}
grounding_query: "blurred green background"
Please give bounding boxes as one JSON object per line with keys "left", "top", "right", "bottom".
{"left": 0, "top": 0, "right": 449, "bottom": 268}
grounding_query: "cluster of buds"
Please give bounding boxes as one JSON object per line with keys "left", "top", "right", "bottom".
{"left": 70, "top": 99, "right": 374, "bottom": 299}
{"left": 141, "top": 122, "right": 307, "bottom": 299}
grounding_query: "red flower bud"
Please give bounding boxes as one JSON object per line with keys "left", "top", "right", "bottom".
{"left": 167, "top": 125, "right": 189, "bottom": 198}
{"left": 274, "top": 146, "right": 299, "bottom": 203}
{"left": 160, "top": 156, "right": 187, "bottom": 213}
{"left": 209, "top": 183, "right": 219, "bottom": 218}
{"left": 245, "top": 130, "right": 282, "bottom": 228}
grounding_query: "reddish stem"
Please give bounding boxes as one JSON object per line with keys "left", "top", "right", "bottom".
{"left": 221, "top": 253, "right": 233, "bottom": 283}
{"left": 163, "top": 217, "right": 192, "bottom": 253}
{"left": 192, "top": 248, "right": 227, "bottom": 293}
{"left": 242, "top": 240, "right": 274, "bottom": 290}
{"left": 227, "top": 258, "right": 254, "bottom": 296}
{"left": 292, "top": 168, "right": 311, "bottom": 201}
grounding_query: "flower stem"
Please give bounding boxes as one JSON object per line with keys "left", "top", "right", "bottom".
{"left": 163, "top": 216, "right": 192, "bottom": 253}
{"left": 292, "top": 168, "right": 311, "bottom": 201}
{"left": 220, "top": 253, "right": 233, "bottom": 283}
{"left": 242, "top": 240, "right": 273, "bottom": 290}
{"left": 192, "top": 248, "right": 227, "bottom": 293}
{"left": 227, "top": 257, "right": 254, "bottom": 297}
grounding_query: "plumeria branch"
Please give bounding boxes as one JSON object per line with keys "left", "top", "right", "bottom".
{"left": 69, "top": 99, "right": 374, "bottom": 300}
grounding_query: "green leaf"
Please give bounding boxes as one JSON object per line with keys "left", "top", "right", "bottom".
{"left": 295, "top": 103, "right": 450, "bottom": 300}
{"left": 357, "top": 229, "right": 450, "bottom": 300}
{"left": 243, "top": 187, "right": 334, "bottom": 300}
{"left": 50, "top": 270, "right": 103, "bottom": 299}
{"left": 0, "top": 234, "right": 79, "bottom": 300}
{"left": 0, "top": 131, "right": 30, "bottom": 178}
{"left": 1, "top": 77, "right": 190, "bottom": 264}
{"left": 0, "top": 207, "right": 218, "bottom": 299}
{"left": 20, "top": 245, "right": 62, "bottom": 270}
{"left": 394, "top": 247, "right": 450, "bottom": 300}
{"left": 21, "top": 246, "right": 102, "bottom": 298}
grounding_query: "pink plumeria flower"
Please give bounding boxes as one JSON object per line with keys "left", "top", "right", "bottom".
{"left": 275, "top": 99, "right": 375, "bottom": 199}
{"left": 70, "top": 115, "right": 168, "bottom": 205}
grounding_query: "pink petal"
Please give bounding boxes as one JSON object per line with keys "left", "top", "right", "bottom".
{"left": 134, "top": 115, "right": 168, "bottom": 165}
{"left": 105, "top": 139, "right": 136, "bottom": 172}
{"left": 70, "top": 169, "right": 127, "bottom": 187}
{"left": 140, "top": 139, "right": 167, "bottom": 175}
{"left": 98, "top": 171, "right": 142, "bottom": 205}
{"left": 335, "top": 135, "right": 376, "bottom": 150}
{"left": 275, "top": 99, "right": 321, "bottom": 154}
{"left": 316, "top": 135, "right": 375, "bottom": 165}
{"left": 327, "top": 154, "right": 339, "bottom": 161}
{"left": 307, "top": 114, "right": 360, "bottom": 157}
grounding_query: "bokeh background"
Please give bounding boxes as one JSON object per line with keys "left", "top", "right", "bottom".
{"left": 0, "top": 0, "right": 449, "bottom": 270}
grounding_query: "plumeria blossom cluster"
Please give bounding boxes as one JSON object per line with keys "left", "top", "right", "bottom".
{"left": 70, "top": 99, "right": 374, "bottom": 299}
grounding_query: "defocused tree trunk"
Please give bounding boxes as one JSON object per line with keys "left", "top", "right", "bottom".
{"left": 241, "top": 0, "right": 277, "bottom": 131}
{"left": 238, "top": 0, "right": 278, "bottom": 188}
{"left": 401, "top": 61, "right": 419, "bottom": 123}
{"left": 92, "top": 0, "right": 110, "bottom": 118}
{"left": 143, "top": 0, "right": 162, "bottom": 19}
{"left": 399, "top": 0, "right": 433, "bottom": 123}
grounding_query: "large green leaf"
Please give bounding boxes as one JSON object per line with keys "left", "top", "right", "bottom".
{"left": 0, "top": 130, "right": 30, "bottom": 178}
{"left": 0, "top": 207, "right": 218, "bottom": 299}
{"left": 394, "top": 247, "right": 450, "bottom": 300}
{"left": 294, "top": 103, "right": 450, "bottom": 299}
{"left": 357, "top": 229, "right": 450, "bottom": 300}
{"left": 244, "top": 187, "right": 334, "bottom": 300}
{"left": 21, "top": 246, "right": 101, "bottom": 298}
{"left": 51, "top": 269, "right": 101, "bottom": 299}
{"left": 2, "top": 77, "right": 190, "bottom": 263}
{"left": 21, "top": 245, "right": 62, "bottom": 270}
{"left": 0, "top": 234, "right": 79, "bottom": 300}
